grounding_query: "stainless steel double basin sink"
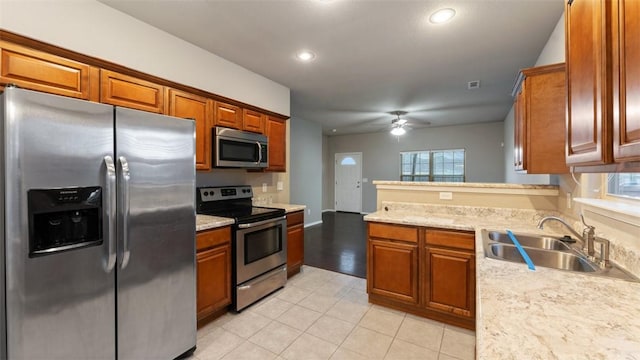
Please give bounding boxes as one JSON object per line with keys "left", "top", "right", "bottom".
{"left": 482, "top": 230, "right": 639, "bottom": 282}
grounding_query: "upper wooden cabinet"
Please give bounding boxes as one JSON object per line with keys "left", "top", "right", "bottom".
{"left": 566, "top": 0, "right": 640, "bottom": 167}
{"left": 265, "top": 116, "right": 287, "bottom": 172}
{"left": 167, "top": 89, "right": 212, "bottom": 170}
{"left": 214, "top": 101, "right": 242, "bottom": 129}
{"left": 242, "top": 109, "right": 265, "bottom": 133}
{"left": 100, "top": 70, "right": 165, "bottom": 113}
{"left": 612, "top": 0, "right": 640, "bottom": 162}
{"left": 513, "top": 63, "right": 569, "bottom": 174}
{"left": 0, "top": 41, "right": 99, "bottom": 101}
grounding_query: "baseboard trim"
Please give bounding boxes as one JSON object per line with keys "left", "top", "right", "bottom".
{"left": 304, "top": 220, "right": 323, "bottom": 228}
{"left": 322, "top": 209, "right": 335, "bottom": 213}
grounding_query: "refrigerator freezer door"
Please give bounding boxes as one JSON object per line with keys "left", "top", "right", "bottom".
{"left": 115, "top": 107, "right": 196, "bottom": 359}
{"left": 2, "top": 88, "right": 116, "bottom": 359}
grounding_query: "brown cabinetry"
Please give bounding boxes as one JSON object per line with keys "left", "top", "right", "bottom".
{"left": 566, "top": 0, "right": 640, "bottom": 168}
{"left": 424, "top": 229, "right": 475, "bottom": 321}
{"left": 167, "top": 89, "right": 212, "bottom": 170}
{"left": 286, "top": 210, "right": 304, "bottom": 278}
{"left": 196, "top": 226, "right": 231, "bottom": 326}
{"left": 214, "top": 101, "right": 242, "bottom": 129}
{"left": 367, "top": 222, "right": 475, "bottom": 330}
{"left": 0, "top": 41, "right": 99, "bottom": 101}
{"left": 242, "top": 109, "right": 265, "bottom": 133}
{"left": 100, "top": 70, "right": 165, "bottom": 113}
{"left": 265, "top": 116, "right": 287, "bottom": 172}
{"left": 368, "top": 223, "right": 419, "bottom": 305}
{"left": 513, "top": 63, "right": 568, "bottom": 174}
{"left": 613, "top": 0, "right": 640, "bottom": 162}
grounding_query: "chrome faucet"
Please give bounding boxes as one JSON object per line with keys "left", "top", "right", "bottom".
{"left": 537, "top": 215, "right": 590, "bottom": 248}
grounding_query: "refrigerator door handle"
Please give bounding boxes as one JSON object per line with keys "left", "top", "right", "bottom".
{"left": 104, "top": 156, "right": 117, "bottom": 272}
{"left": 119, "top": 156, "right": 132, "bottom": 269}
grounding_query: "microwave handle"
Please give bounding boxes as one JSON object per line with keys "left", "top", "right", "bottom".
{"left": 256, "top": 141, "right": 262, "bottom": 164}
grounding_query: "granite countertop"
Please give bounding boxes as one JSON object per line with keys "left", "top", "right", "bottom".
{"left": 372, "top": 180, "right": 559, "bottom": 190}
{"left": 261, "top": 203, "right": 306, "bottom": 213}
{"left": 196, "top": 214, "right": 234, "bottom": 232}
{"left": 364, "top": 204, "right": 640, "bottom": 359}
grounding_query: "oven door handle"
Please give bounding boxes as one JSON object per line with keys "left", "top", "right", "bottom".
{"left": 237, "top": 215, "right": 287, "bottom": 229}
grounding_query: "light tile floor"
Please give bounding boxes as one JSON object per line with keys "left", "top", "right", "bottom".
{"left": 190, "top": 266, "right": 475, "bottom": 360}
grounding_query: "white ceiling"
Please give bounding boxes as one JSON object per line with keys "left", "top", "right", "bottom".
{"left": 100, "top": 0, "right": 563, "bottom": 135}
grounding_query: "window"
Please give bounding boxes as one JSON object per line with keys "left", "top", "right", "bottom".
{"left": 607, "top": 173, "right": 640, "bottom": 200}
{"left": 400, "top": 149, "right": 465, "bottom": 182}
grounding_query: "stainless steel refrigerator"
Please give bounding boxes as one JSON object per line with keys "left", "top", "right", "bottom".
{"left": 0, "top": 87, "right": 197, "bottom": 359}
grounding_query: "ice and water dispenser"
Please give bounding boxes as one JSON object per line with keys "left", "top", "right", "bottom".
{"left": 28, "top": 186, "right": 102, "bottom": 257}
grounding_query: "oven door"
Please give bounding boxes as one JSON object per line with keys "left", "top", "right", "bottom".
{"left": 235, "top": 216, "right": 287, "bottom": 284}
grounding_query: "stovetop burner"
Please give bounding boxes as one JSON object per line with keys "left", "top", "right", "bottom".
{"left": 196, "top": 185, "right": 285, "bottom": 224}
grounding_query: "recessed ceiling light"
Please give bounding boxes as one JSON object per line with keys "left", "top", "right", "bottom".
{"left": 429, "top": 8, "right": 456, "bottom": 24}
{"left": 296, "top": 50, "right": 316, "bottom": 62}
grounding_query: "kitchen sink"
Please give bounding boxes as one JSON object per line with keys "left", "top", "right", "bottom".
{"left": 481, "top": 230, "right": 639, "bottom": 282}
{"left": 486, "top": 231, "right": 572, "bottom": 251}
{"left": 487, "top": 243, "right": 597, "bottom": 272}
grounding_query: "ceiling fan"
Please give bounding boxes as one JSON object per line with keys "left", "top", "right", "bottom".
{"left": 390, "top": 111, "right": 409, "bottom": 136}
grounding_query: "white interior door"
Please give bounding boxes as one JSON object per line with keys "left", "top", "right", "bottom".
{"left": 335, "top": 152, "right": 362, "bottom": 213}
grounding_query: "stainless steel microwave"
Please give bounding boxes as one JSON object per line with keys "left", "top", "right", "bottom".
{"left": 213, "top": 127, "right": 268, "bottom": 168}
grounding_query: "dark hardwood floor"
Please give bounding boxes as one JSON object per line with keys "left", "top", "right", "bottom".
{"left": 303, "top": 211, "right": 367, "bottom": 278}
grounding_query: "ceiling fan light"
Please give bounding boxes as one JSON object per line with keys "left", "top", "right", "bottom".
{"left": 429, "top": 8, "right": 456, "bottom": 24}
{"left": 390, "top": 126, "right": 406, "bottom": 136}
{"left": 396, "top": 119, "right": 408, "bottom": 125}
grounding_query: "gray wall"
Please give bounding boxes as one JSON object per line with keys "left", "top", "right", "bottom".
{"left": 503, "top": 13, "right": 565, "bottom": 184}
{"left": 290, "top": 118, "right": 323, "bottom": 225}
{"left": 326, "top": 122, "right": 505, "bottom": 213}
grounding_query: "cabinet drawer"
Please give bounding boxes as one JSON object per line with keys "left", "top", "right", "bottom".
{"left": 287, "top": 211, "right": 304, "bottom": 227}
{"left": 369, "top": 222, "right": 418, "bottom": 243}
{"left": 197, "top": 226, "right": 231, "bottom": 251}
{"left": 425, "top": 229, "right": 475, "bottom": 251}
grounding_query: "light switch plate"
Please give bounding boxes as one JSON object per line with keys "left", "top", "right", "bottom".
{"left": 262, "top": 183, "right": 267, "bottom": 193}
{"left": 277, "top": 181, "right": 283, "bottom": 191}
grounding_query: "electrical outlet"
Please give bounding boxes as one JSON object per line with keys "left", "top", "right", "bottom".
{"left": 262, "top": 183, "right": 267, "bottom": 193}
{"left": 567, "top": 192, "right": 572, "bottom": 209}
{"left": 307, "top": 209, "right": 311, "bottom": 215}
{"left": 277, "top": 181, "right": 283, "bottom": 191}
{"left": 439, "top": 192, "right": 453, "bottom": 200}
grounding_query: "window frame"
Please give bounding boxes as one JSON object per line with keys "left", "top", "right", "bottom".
{"left": 399, "top": 148, "right": 466, "bottom": 182}
{"left": 603, "top": 173, "right": 640, "bottom": 203}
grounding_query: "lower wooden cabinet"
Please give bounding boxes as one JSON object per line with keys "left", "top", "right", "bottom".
{"left": 368, "top": 239, "right": 419, "bottom": 304}
{"left": 367, "top": 222, "right": 475, "bottom": 330}
{"left": 286, "top": 210, "right": 304, "bottom": 278}
{"left": 196, "top": 226, "right": 231, "bottom": 326}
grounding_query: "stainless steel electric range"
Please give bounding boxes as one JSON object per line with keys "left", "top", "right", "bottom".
{"left": 196, "top": 185, "right": 287, "bottom": 311}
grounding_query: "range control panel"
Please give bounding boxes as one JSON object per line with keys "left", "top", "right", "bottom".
{"left": 197, "top": 185, "right": 253, "bottom": 202}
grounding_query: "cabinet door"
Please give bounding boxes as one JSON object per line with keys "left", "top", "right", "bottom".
{"left": 287, "top": 222, "right": 304, "bottom": 278}
{"left": 368, "top": 239, "right": 419, "bottom": 305}
{"left": 565, "top": 0, "right": 613, "bottom": 165}
{"left": 214, "top": 101, "right": 242, "bottom": 129}
{"left": 523, "top": 64, "right": 569, "bottom": 174}
{"left": 0, "top": 41, "right": 98, "bottom": 101}
{"left": 197, "top": 244, "right": 232, "bottom": 320}
{"left": 167, "top": 89, "right": 212, "bottom": 170}
{"left": 613, "top": 0, "right": 640, "bottom": 161}
{"left": 424, "top": 247, "right": 475, "bottom": 318}
{"left": 265, "top": 117, "right": 287, "bottom": 172}
{"left": 242, "top": 109, "right": 265, "bottom": 133}
{"left": 100, "top": 70, "right": 164, "bottom": 113}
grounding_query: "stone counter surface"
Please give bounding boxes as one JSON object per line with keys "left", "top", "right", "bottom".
{"left": 196, "top": 215, "right": 234, "bottom": 232}
{"left": 262, "top": 203, "right": 306, "bottom": 213}
{"left": 364, "top": 203, "right": 640, "bottom": 359}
